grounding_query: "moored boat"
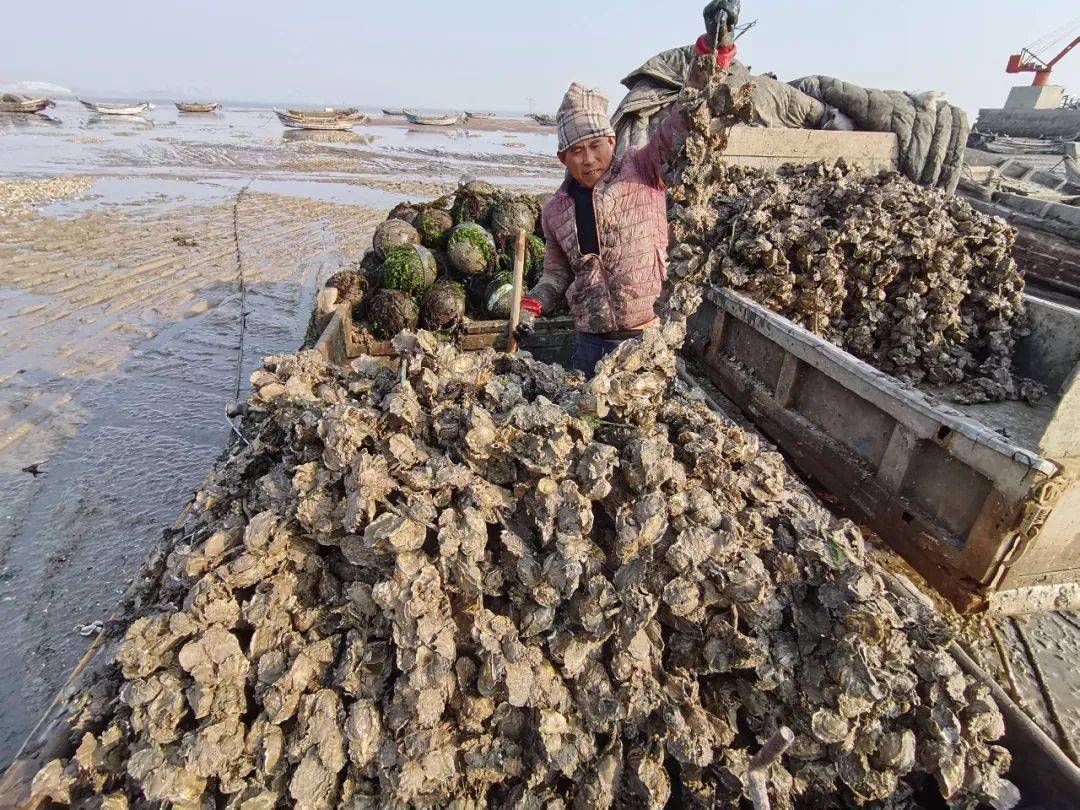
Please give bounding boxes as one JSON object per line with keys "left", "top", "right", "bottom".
{"left": 528, "top": 113, "right": 557, "bottom": 126}
{"left": 274, "top": 109, "right": 367, "bottom": 131}
{"left": 78, "top": 99, "right": 153, "bottom": 115}
{"left": 176, "top": 102, "right": 221, "bottom": 113}
{"left": 466, "top": 111, "right": 493, "bottom": 120}
{"left": 404, "top": 111, "right": 462, "bottom": 127}
{"left": 382, "top": 108, "right": 406, "bottom": 116}
{"left": 0, "top": 95, "right": 56, "bottom": 114}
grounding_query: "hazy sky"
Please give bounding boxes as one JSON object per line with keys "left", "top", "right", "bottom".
{"left": 3, "top": 1, "right": 1078, "bottom": 116}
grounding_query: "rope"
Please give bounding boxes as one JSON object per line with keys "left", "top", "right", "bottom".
{"left": 224, "top": 177, "right": 256, "bottom": 447}
{"left": 1027, "top": 16, "right": 1080, "bottom": 57}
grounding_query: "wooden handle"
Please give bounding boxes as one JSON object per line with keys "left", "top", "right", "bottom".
{"left": 507, "top": 230, "right": 527, "bottom": 354}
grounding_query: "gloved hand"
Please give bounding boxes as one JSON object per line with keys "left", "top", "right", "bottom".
{"left": 504, "top": 298, "right": 541, "bottom": 346}
{"left": 703, "top": 0, "right": 740, "bottom": 49}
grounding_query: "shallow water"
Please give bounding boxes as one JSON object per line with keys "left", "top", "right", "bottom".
{"left": 0, "top": 100, "right": 559, "bottom": 180}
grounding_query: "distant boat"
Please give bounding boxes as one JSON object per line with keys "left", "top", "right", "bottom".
{"left": 0, "top": 94, "right": 55, "bottom": 114}
{"left": 405, "top": 111, "right": 462, "bottom": 127}
{"left": 383, "top": 108, "right": 406, "bottom": 116}
{"left": 274, "top": 109, "right": 367, "bottom": 131}
{"left": 176, "top": 102, "right": 221, "bottom": 113}
{"left": 528, "top": 113, "right": 557, "bottom": 126}
{"left": 79, "top": 99, "right": 153, "bottom": 115}
{"left": 466, "top": 111, "right": 493, "bottom": 120}
{"left": 285, "top": 107, "right": 358, "bottom": 119}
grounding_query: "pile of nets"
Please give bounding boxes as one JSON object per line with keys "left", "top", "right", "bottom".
{"left": 325, "top": 181, "right": 555, "bottom": 342}
{"left": 30, "top": 68, "right": 1019, "bottom": 810}
{"left": 668, "top": 114, "right": 1038, "bottom": 405}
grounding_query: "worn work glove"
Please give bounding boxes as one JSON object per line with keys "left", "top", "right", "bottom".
{"left": 688, "top": 0, "right": 739, "bottom": 90}
{"left": 704, "top": 0, "right": 740, "bottom": 48}
{"left": 503, "top": 298, "right": 541, "bottom": 346}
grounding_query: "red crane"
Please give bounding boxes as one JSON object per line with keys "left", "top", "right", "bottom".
{"left": 1007, "top": 30, "right": 1079, "bottom": 87}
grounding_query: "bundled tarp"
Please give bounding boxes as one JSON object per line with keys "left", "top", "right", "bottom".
{"left": 612, "top": 45, "right": 969, "bottom": 193}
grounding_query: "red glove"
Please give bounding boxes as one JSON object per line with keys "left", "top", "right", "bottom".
{"left": 694, "top": 35, "right": 737, "bottom": 69}
{"left": 520, "top": 298, "right": 543, "bottom": 317}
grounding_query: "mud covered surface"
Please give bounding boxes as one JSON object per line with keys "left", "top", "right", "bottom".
{"left": 0, "top": 101, "right": 560, "bottom": 767}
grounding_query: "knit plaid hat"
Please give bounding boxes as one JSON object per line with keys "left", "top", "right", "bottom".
{"left": 556, "top": 83, "right": 615, "bottom": 152}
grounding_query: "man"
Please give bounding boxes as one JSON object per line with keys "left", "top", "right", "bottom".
{"left": 510, "top": 2, "right": 741, "bottom": 378}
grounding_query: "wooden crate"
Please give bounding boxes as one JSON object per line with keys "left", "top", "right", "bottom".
{"left": 313, "top": 303, "right": 576, "bottom": 366}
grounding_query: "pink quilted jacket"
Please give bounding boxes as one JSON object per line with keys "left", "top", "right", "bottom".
{"left": 529, "top": 111, "right": 688, "bottom": 334}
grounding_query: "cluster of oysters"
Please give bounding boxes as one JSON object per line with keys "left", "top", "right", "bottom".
{"left": 667, "top": 88, "right": 1038, "bottom": 404}
{"left": 29, "top": 67, "right": 1021, "bottom": 810}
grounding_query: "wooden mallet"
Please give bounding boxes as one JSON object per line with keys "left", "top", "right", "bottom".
{"left": 506, "top": 230, "right": 528, "bottom": 354}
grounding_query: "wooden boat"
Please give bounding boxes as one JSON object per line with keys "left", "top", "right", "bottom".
{"left": 528, "top": 113, "right": 557, "bottom": 126}
{"left": 175, "top": 102, "right": 221, "bottom": 113}
{"left": 382, "top": 108, "right": 406, "bottom": 116}
{"left": 274, "top": 109, "right": 366, "bottom": 131}
{"left": 285, "top": 107, "right": 358, "bottom": 119}
{"left": 78, "top": 99, "right": 152, "bottom": 115}
{"left": 404, "top": 111, "right": 462, "bottom": 127}
{"left": 466, "top": 111, "right": 493, "bottom": 120}
{"left": 0, "top": 95, "right": 55, "bottom": 114}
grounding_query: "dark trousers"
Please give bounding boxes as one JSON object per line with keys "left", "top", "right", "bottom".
{"left": 571, "top": 332, "right": 629, "bottom": 380}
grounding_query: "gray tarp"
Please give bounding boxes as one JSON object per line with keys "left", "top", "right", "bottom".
{"left": 611, "top": 45, "right": 969, "bottom": 193}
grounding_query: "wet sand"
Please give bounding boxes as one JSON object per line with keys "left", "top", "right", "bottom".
{"left": 0, "top": 100, "right": 561, "bottom": 765}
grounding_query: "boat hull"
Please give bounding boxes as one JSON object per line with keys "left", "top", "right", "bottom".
{"left": 0, "top": 97, "right": 55, "bottom": 114}
{"left": 404, "top": 112, "right": 461, "bottom": 127}
{"left": 274, "top": 110, "right": 365, "bottom": 131}
{"left": 79, "top": 99, "right": 152, "bottom": 115}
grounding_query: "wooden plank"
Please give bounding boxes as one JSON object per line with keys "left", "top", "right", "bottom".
{"left": 724, "top": 155, "right": 896, "bottom": 173}
{"left": 877, "top": 423, "right": 918, "bottom": 491}
{"left": 773, "top": 354, "right": 799, "bottom": 406}
{"left": 724, "top": 125, "right": 899, "bottom": 164}
{"left": 313, "top": 307, "right": 576, "bottom": 362}
{"left": 698, "top": 350, "right": 987, "bottom": 609}
{"left": 312, "top": 306, "right": 350, "bottom": 365}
